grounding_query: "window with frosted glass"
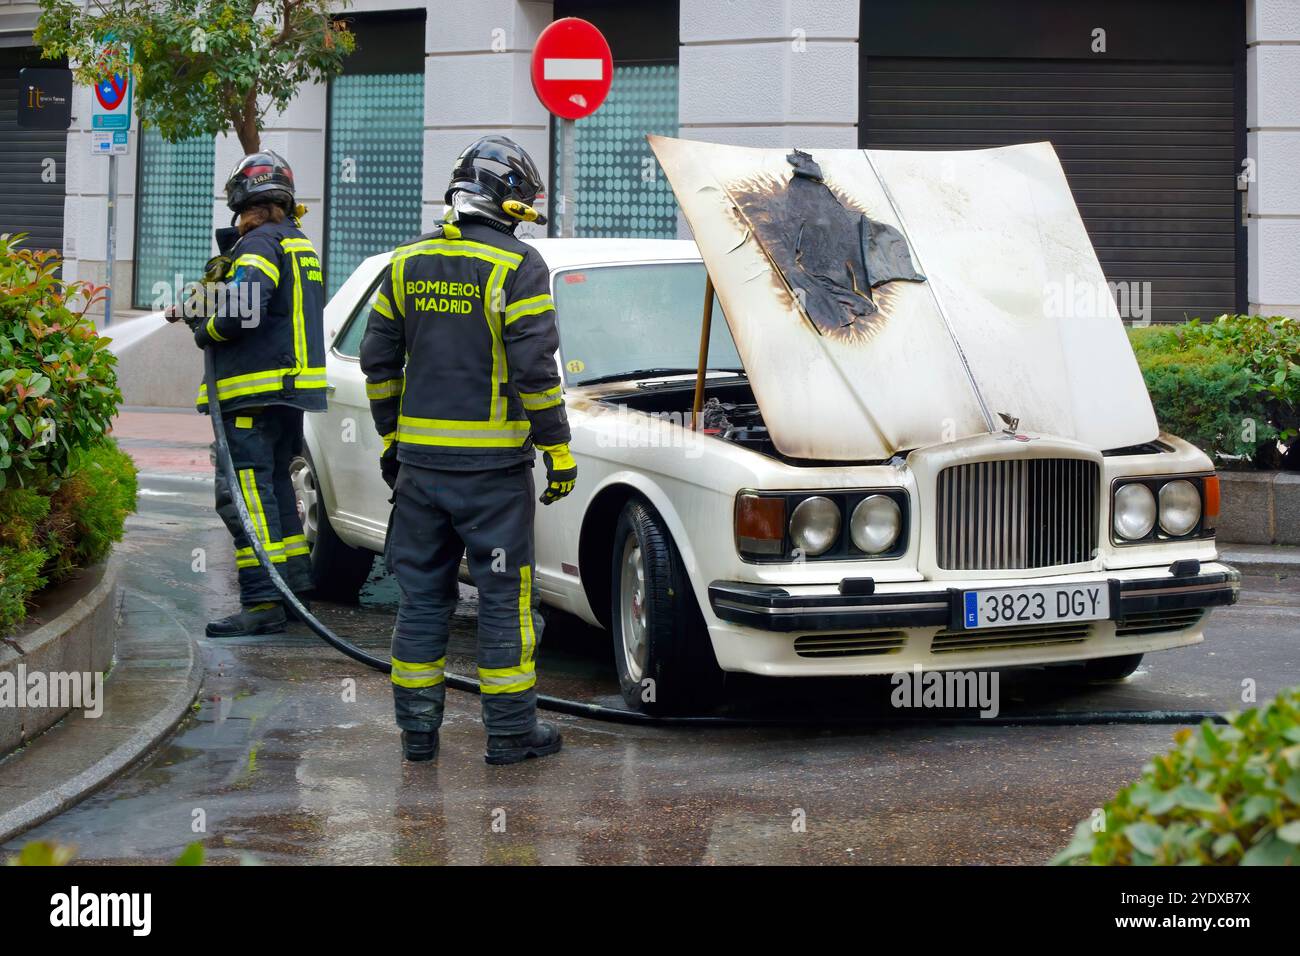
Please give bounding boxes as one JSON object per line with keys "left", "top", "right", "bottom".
{"left": 325, "top": 73, "right": 424, "bottom": 298}
{"left": 133, "top": 130, "right": 214, "bottom": 309}
{"left": 551, "top": 63, "right": 679, "bottom": 238}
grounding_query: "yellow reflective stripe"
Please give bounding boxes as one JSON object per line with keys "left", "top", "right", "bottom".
{"left": 289, "top": 249, "right": 305, "bottom": 374}
{"left": 234, "top": 415, "right": 254, "bottom": 429}
{"left": 282, "top": 533, "right": 310, "bottom": 557}
{"left": 391, "top": 656, "right": 446, "bottom": 688}
{"left": 394, "top": 237, "right": 523, "bottom": 269}
{"left": 280, "top": 238, "right": 315, "bottom": 251}
{"left": 195, "top": 366, "right": 328, "bottom": 404}
{"left": 238, "top": 469, "right": 271, "bottom": 550}
{"left": 397, "top": 415, "right": 531, "bottom": 448}
{"left": 380, "top": 430, "right": 396, "bottom": 452}
{"left": 205, "top": 315, "right": 227, "bottom": 342}
{"left": 519, "top": 385, "right": 563, "bottom": 411}
{"left": 518, "top": 564, "right": 536, "bottom": 665}
{"left": 233, "top": 254, "right": 280, "bottom": 286}
{"left": 485, "top": 262, "right": 507, "bottom": 422}
{"left": 504, "top": 294, "right": 555, "bottom": 326}
{"left": 393, "top": 257, "right": 407, "bottom": 319}
{"left": 477, "top": 662, "right": 536, "bottom": 695}
{"left": 366, "top": 378, "right": 403, "bottom": 401}
{"left": 372, "top": 291, "right": 394, "bottom": 320}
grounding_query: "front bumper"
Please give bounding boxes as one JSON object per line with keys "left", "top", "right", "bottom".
{"left": 708, "top": 564, "right": 1240, "bottom": 633}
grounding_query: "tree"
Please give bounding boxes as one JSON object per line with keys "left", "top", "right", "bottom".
{"left": 35, "top": 0, "right": 355, "bottom": 152}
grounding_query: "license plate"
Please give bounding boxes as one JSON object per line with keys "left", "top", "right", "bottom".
{"left": 960, "top": 584, "right": 1109, "bottom": 630}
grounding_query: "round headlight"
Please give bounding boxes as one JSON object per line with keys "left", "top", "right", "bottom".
{"left": 789, "top": 496, "right": 840, "bottom": 557}
{"left": 1113, "top": 482, "right": 1157, "bottom": 540}
{"left": 1158, "top": 479, "right": 1201, "bottom": 536}
{"left": 850, "top": 495, "right": 902, "bottom": 554}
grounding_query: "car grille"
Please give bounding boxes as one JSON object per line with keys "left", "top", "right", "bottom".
{"left": 931, "top": 621, "right": 1092, "bottom": 654}
{"left": 936, "top": 458, "right": 1100, "bottom": 570}
{"left": 793, "top": 631, "right": 907, "bottom": 658}
{"left": 1115, "top": 608, "right": 1205, "bottom": 637}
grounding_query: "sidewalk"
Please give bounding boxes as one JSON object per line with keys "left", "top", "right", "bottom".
{"left": 112, "top": 407, "right": 213, "bottom": 478}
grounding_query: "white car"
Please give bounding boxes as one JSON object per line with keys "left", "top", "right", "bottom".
{"left": 296, "top": 137, "right": 1238, "bottom": 714}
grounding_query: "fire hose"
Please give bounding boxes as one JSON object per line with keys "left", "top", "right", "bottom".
{"left": 198, "top": 347, "right": 1225, "bottom": 729}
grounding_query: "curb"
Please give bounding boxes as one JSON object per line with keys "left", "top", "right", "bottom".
{"left": 1, "top": 557, "right": 121, "bottom": 753}
{"left": 1220, "top": 546, "right": 1299, "bottom": 578}
{"left": 0, "top": 595, "right": 205, "bottom": 846}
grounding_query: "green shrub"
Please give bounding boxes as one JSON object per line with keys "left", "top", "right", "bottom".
{"left": 0, "top": 441, "right": 136, "bottom": 634}
{"left": 1052, "top": 686, "right": 1300, "bottom": 866}
{"left": 47, "top": 441, "right": 138, "bottom": 577}
{"left": 1128, "top": 326, "right": 1266, "bottom": 460}
{"left": 0, "top": 233, "right": 122, "bottom": 490}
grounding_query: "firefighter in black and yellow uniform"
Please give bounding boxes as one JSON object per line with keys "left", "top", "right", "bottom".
{"left": 193, "top": 150, "right": 327, "bottom": 637}
{"left": 360, "top": 136, "right": 575, "bottom": 765}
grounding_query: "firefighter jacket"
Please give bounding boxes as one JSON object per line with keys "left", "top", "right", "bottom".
{"left": 193, "top": 220, "right": 327, "bottom": 415}
{"left": 359, "top": 220, "right": 571, "bottom": 470}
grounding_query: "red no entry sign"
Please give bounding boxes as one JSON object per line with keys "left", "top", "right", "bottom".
{"left": 531, "top": 17, "right": 613, "bottom": 120}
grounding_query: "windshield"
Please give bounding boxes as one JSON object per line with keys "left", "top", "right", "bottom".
{"left": 553, "top": 262, "right": 742, "bottom": 384}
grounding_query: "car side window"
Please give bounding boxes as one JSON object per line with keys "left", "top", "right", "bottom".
{"left": 333, "top": 275, "right": 384, "bottom": 358}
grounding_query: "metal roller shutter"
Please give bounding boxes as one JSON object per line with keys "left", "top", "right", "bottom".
{"left": 0, "top": 48, "right": 67, "bottom": 253}
{"left": 864, "top": 58, "right": 1238, "bottom": 324}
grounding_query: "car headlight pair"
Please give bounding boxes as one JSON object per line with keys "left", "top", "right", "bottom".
{"left": 736, "top": 491, "right": 907, "bottom": 561}
{"left": 1112, "top": 475, "right": 1218, "bottom": 542}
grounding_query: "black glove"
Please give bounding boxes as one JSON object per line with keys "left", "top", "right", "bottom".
{"left": 537, "top": 443, "right": 577, "bottom": 506}
{"left": 380, "top": 446, "right": 400, "bottom": 490}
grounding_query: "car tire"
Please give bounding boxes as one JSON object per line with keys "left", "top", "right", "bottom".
{"left": 1081, "top": 653, "right": 1144, "bottom": 681}
{"left": 290, "top": 452, "right": 374, "bottom": 603}
{"left": 609, "top": 498, "right": 723, "bottom": 714}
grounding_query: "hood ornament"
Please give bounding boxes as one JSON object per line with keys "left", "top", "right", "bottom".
{"left": 997, "top": 412, "right": 1035, "bottom": 443}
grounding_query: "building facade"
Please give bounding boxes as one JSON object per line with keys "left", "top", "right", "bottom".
{"left": 0, "top": 0, "right": 1295, "bottom": 319}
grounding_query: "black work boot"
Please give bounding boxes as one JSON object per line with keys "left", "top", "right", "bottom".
{"left": 205, "top": 602, "right": 287, "bottom": 638}
{"left": 485, "top": 721, "right": 562, "bottom": 765}
{"left": 401, "top": 730, "right": 439, "bottom": 762}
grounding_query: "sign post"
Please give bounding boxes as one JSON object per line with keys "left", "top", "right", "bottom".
{"left": 530, "top": 18, "right": 612, "bottom": 238}
{"left": 89, "top": 42, "right": 133, "bottom": 327}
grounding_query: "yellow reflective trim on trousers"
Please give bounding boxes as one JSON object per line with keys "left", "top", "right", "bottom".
{"left": 366, "top": 377, "right": 403, "bottom": 401}
{"left": 238, "top": 468, "right": 273, "bottom": 551}
{"left": 282, "top": 534, "right": 309, "bottom": 557}
{"left": 391, "top": 656, "right": 446, "bottom": 688}
{"left": 205, "top": 315, "right": 227, "bottom": 342}
{"left": 518, "top": 564, "right": 536, "bottom": 665}
{"left": 233, "top": 253, "right": 280, "bottom": 286}
{"left": 394, "top": 237, "right": 523, "bottom": 269}
{"left": 396, "top": 415, "right": 530, "bottom": 448}
{"left": 477, "top": 662, "right": 536, "bottom": 695}
{"left": 485, "top": 262, "right": 507, "bottom": 422}
{"left": 519, "top": 385, "right": 562, "bottom": 411}
{"left": 372, "top": 291, "right": 394, "bottom": 320}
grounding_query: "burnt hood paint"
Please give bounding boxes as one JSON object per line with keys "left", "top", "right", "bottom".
{"left": 648, "top": 136, "right": 1159, "bottom": 462}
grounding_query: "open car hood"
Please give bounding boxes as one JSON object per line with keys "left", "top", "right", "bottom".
{"left": 648, "top": 136, "right": 1157, "bottom": 462}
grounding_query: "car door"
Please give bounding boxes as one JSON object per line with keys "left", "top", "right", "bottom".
{"left": 317, "top": 257, "right": 391, "bottom": 546}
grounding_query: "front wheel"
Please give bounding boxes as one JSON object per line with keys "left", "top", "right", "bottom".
{"left": 609, "top": 499, "right": 723, "bottom": 714}
{"left": 290, "top": 453, "right": 374, "bottom": 603}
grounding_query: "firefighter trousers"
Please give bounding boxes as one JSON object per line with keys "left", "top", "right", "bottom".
{"left": 386, "top": 461, "right": 541, "bottom": 736}
{"left": 213, "top": 405, "right": 312, "bottom": 604}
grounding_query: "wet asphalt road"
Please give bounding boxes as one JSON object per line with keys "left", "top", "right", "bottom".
{"left": 6, "top": 468, "right": 1299, "bottom": 865}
